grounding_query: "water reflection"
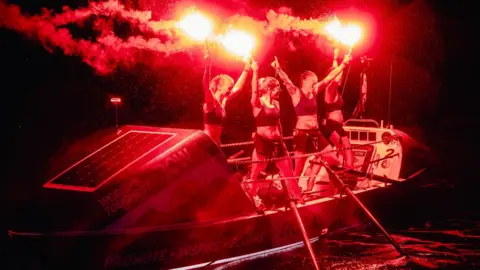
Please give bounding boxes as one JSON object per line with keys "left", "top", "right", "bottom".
{"left": 208, "top": 217, "right": 480, "bottom": 269}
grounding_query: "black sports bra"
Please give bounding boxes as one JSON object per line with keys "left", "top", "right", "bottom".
{"left": 255, "top": 103, "right": 280, "bottom": 127}
{"left": 204, "top": 105, "right": 226, "bottom": 125}
{"left": 325, "top": 95, "right": 344, "bottom": 112}
{"left": 295, "top": 92, "right": 317, "bottom": 116}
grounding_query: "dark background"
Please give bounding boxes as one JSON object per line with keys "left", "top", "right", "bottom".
{"left": 2, "top": 0, "right": 475, "bottom": 235}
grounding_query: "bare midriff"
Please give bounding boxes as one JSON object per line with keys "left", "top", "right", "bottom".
{"left": 326, "top": 110, "right": 344, "bottom": 123}
{"left": 295, "top": 115, "right": 319, "bottom": 130}
{"left": 256, "top": 125, "right": 282, "bottom": 140}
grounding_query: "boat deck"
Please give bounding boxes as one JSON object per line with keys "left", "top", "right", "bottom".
{"left": 242, "top": 170, "right": 399, "bottom": 214}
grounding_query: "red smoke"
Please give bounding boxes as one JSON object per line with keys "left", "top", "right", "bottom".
{"left": 0, "top": 1, "right": 191, "bottom": 74}
{"left": 0, "top": 1, "right": 351, "bottom": 74}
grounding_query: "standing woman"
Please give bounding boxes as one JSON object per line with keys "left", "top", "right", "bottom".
{"left": 271, "top": 52, "right": 351, "bottom": 180}
{"left": 319, "top": 46, "right": 354, "bottom": 169}
{"left": 248, "top": 61, "right": 302, "bottom": 210}
{"left": 203, "top": 42, "right": 251, "bottom": 144}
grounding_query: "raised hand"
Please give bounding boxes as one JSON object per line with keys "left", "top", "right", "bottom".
{"left": 343, "top": 52, "right": 352, "bottom": 65}
{"left": 333, "top": 38, "right": 341, "bottom": 57}
{"left": 334, "top": 47, "right": 340, "bottom": 60}
{"left": 272, "top": 56, "right": 282, "bottom": 70}
{"left": 251, "top": 61, "right": 259, "bottom": 72}
{"left": 204, "top": 35, "right": 215, "bottom": 59}
{"left": 204, "top": 41, "right": 210, "bottom": 60}
{"left": 243, "top": 56, "right": 252, "bottom": 70}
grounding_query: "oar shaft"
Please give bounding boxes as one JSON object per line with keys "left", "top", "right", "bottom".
{"left": 280, "top": 180, "right": 320, "bottom": 270}
{"left": 343, "top": 188, "right": 406, "bottom": 256}
{"left": 340, "top": 168, "right": 402, "bottom": 184}
{"left": 289, "top": 200, "right": 320, "bottom": 270}
{"left": 318, "top": 159, "right": 409, "bottom": 258}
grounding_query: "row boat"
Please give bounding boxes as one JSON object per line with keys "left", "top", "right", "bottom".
{"left": 7, "top": 120, "right": 426, "bottom": 270}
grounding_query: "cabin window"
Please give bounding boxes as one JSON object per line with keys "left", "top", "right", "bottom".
{"left": 351, "top": 131, "right": 359, "bottom": 140}
{"left": 360, "top": 131, "right": 368, "bottom": 141}
{"left": 368, "top": 132, "right": 376, "bottom": 141}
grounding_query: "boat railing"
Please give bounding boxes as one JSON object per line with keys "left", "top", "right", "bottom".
{"left": 345, "top": 119, "right": 380, "bottom": 128}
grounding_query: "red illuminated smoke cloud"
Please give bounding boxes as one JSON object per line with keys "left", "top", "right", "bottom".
{"left": 0, "top": 1, "right": 333, "bottom": 74}
{"left": 0, "top": 1, "right": 192, "bottom": 74}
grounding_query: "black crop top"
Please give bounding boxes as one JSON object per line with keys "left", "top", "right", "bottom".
{"left": 204, "top": 105, "right": 226, "bottom": 125}
{"left": 255, "top": 103, "right": 280, "bottom": 127}
{"left": 325, "top": 95, "right": 344, "bottom": 112}
{"left": 295, "top": 92, "right": 317, "bottom": 116}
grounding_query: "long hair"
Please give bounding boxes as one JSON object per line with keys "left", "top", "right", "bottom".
{"left": 258, "top": 77, "right": 280, "bottom": 96}
{"left": 209, "top": 74, "right": 234, "bottom": 93}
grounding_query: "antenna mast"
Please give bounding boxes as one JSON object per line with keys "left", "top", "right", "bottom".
{"left": 387, "top": 58, "right": 392, "bottom": 127}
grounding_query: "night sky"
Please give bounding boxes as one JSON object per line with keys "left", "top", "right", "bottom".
{"left": 2, "top": 0, "right": 476, "bottom": 234}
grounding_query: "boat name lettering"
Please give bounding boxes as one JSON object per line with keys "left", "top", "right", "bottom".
{"left": 98, "top": 181, "right": 150, "bottom": 216}
{"left": 102, "top": 233, "right": 266, "bottom": 268}
{"left": 384, "top": 148, "right": 396, "bottom": 159}
{"left": 373, "top": 154, "right": 381, "bottom": 167}
{"left": 280, "top": 221, "right": 298, "bottom": 238}
{"left": 104, "top": 249, "right": 168, "bottom": 269}
{"left": 354, "top": 151, "right": 366, "bottom": 157}
{"left": 153, "top": 147, "right": 191, "bottom": 180}
{"left": 97, "top": 147, "right": 191, "bottom": 215}
{"left": 176, "top": 232, "right": 266, "bottom": 259}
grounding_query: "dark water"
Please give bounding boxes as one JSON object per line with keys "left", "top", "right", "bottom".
{"left": 209, "top": 217, "right": 480, "bottom": 269}
{"left": 205, "top": 175, "right": 480, "bottom": 270}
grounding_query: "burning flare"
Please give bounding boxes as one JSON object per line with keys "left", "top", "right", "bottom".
{"left": 325, "top": 19, "right": 362, "bottom": 47}
{"left": 218, "top": 29, "right": 255, "bottom": 59}
{"left": 339, "top": 25, "right": 362, "bottom": 47}
{"left": 176, "top": 11, "right": 213, "bottom": 42}
{"left": 0, "top": 1, "right": 364, "bottom": 74}
{"left": 325, "top": 18, "right": 342, "bottom": 39}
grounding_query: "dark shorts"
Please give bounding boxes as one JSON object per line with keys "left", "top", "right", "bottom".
{"left": 253, "top": 134, "right": 288, "bottom": 158}
{"left": 293, "top": 129, "right": 330, "bottom": 153}
{"left": 319, "top": 119, "right": 347, "bottom": 141}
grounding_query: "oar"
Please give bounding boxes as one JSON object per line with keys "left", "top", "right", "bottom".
{"left": 338, "top": 167, "right": 426, "bottom": 184}
{"left": 227, "top": 150, "right": 245, "bottom": 160}
{"left": 279, "top": 179, "right": 320, "bottom": 270}
{"left": 314, "top": 158, "right": 410, "bottom": 259}
{"left": 309, "top": 153, "right": 402, "bottom": 184}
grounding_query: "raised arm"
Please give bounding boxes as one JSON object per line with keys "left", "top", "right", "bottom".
{"left": 332, "top": 43, "right": 340, "bottom": 68}
{"left": 229, "top": 58, "right": 251, "bottom": 99}
{"left": 250, "top": 61, "right": 261, "bottom": 107}
{"left": 203, "top": 44, "right": 215, "bottom": 110}
{"left": 314, "top": 52, "right": 351, "bottom": 94}
{"left": 332, "top": 46, "right": 344, "bottom": 85}
{"left": 360, "top": 71, "right": 367, "bottom": 102}
{"left": 271, "top": 57, "right": 300, "bottom": 98}
{"left": 275, "top": 100, "right": 283, "bottom": 134}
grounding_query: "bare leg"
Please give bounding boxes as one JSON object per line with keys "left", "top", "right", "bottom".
{"left": 321, "top": 146, "right": 342, "bottom": 166}
{"left": 341, "top": 137, "right": 354, "bottom": 169}
{"left": 250, "top": 149, "right": 268, "bottom": 196}
{"left": 294, "top": 152, "right": 307, "bottom": 177}
{"left": 277, "top": 159, "right": 302, "bottom": 200}
{"left": 329, "top": 132, "right": 354, "bottom": 169}
{"left": 304, "top": 145, "right": 339, "bottom": 191}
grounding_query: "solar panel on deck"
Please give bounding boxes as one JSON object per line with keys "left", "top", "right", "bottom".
{"left": 43, "top": 131, "right": 175, "bottom": 192}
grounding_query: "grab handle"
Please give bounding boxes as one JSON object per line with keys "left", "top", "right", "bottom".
{"left": 345, "top": 119, "right": 380, "bottom": 128}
